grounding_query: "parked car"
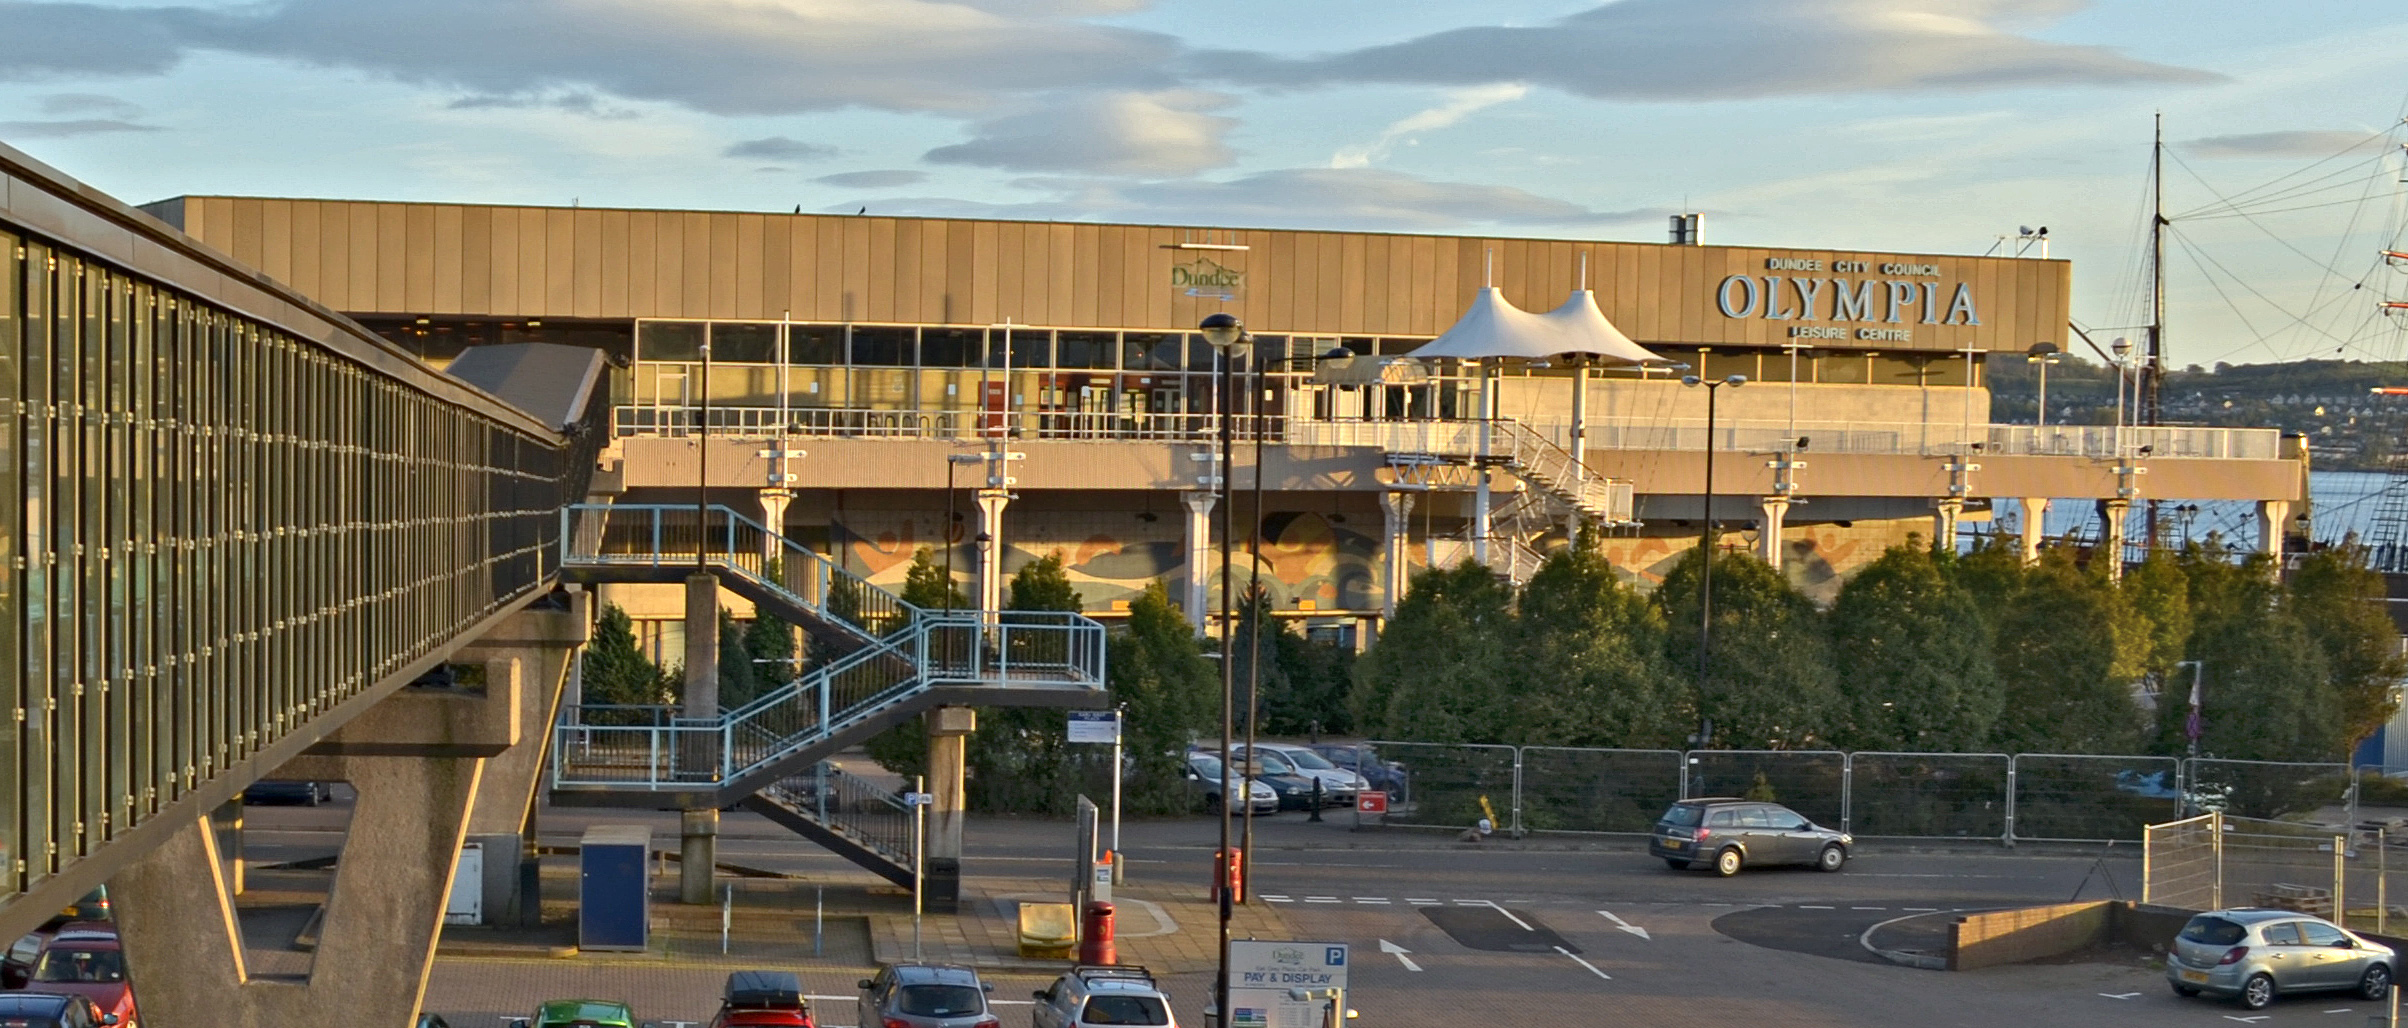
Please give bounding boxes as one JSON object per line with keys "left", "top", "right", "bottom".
{"left": 1309, "top": 744, "right": 1407, "bottom": 798}
{"left": 23, "top": 925, "right": 131, "bottom": 1028}
{"left": 415, "top": 1016, "right": 451, "bottom": 1028}
{"left": 0, "top": 991, "right": 114, "bottom": 1028}
{"left": 1649, "top": 798, "right": 1851, "bottom": 876}
{"left": 509, "top": 1000, "right": 645, "bottom": 1028}
{"left": 711, "top": 970, "right": 812, "bottom": 1028}
{"left": 242, "top": 780, "right": 334, "bottom": 806}
{"left": 1203, "top": 750, "right": 1319, "bottom": 810}
{"left": 46, "top": 893, "right": 105, "bottom": 933}
{"left": 1031, "top": 965, "right": 1175, "bottom": 1028}
{"left": 1183, "top": 754, "right": 1277, "bottom": 815}
{"left": 856, "top": 963, "right": 997, "bottom": 1028}
{"left": 1238, "top": 744, "right": 1364, "bottom": 806}
{"left": 2167, "top": 909, "right": 2396, "bottom": 1010}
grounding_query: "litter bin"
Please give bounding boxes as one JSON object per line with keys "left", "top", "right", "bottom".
{"left": 1079, "top": 902, "right": 1116, "bottom": 965}
{"left": 579, "top": 825, "right": 651, "bottom": 952}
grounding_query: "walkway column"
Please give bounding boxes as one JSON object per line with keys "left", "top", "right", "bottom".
{"left": 1569, "top": 364, "right": 1590, "bottom": 474}
{"left": 1380, "top": 491, "right": 1417, "bottom": 620}
{"left": 2101, "top": 499, "right": 2131, "bottom": 581}
{"left": 925, "top": 706, "right": 974, "bottom": 912}
{"left": 1472, "top": 468, "right": 1493, "bottom": 567}
{"left": 680, "top": 572, "right": 719, "bottom": 905}
{"left": 975, "top": 488, "right": 1011, "bottom": 620}
{"left": 458, "top": 600, "right": 585, "bottom": 926}
{"left": 1932, "top": 497, "right": 1964, "bottom": 553}
{"left": 1182, "top": 491, "right": 1217, "bottom": 633}
{"left": 1757, "top": 496, "right": 1789, "bottom": 571}
{"left": 2258, "top": 499, "right": 2291, "bottom": 569}
{"left": 758, "top": 488, "right": 794, "bottom": 552}
{"left": 2017, "top": 498, "right": 2051, "bottom": 566}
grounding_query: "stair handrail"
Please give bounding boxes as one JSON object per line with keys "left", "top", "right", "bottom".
{"left": 560, "top": 502, "right": 922, "bottom": 640}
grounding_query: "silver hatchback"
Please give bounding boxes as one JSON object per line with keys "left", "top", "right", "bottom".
{"left": 2166, "top": 909, "right": 2395, "bottom": 1010}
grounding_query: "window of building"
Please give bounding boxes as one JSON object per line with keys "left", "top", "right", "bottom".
{"left": 1057, "top": 331, "right": 1116, "bottom": 369}
{"left": 991, "top": 328, "right": 1051, "bottom": 369}
{"left": 850, "top": 326, "right": 914, "bottom": 367}
{"left": 709, "top": 322, "right": 778, "bottom": 363}
{"left": 1341, "top": 337, "right": 1375, "bottom": 356}
{"left": 788, "top": 324, "right": 844, "bottom": 365}
{"left": 1123, "top": 332, "right": 1183, "bottom": 371}
{"left": 639, "top": 320, "right": 705, "bottom": 362}
{"left": 920, "top": 327, "right": 982, "bottom": 368}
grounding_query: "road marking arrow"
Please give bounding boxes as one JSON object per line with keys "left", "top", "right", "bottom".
{"left": 1378, "top": 939, "right": 1421, "bottom": 972}
{"left": 1596, "top": 910, "right": 1651, "bottom": 941}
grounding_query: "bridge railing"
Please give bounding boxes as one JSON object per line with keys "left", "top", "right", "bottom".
{"left": 561, "top": 503, "right": 914, "bottom": 639}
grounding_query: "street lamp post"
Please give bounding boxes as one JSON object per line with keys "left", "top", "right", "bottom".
{"left": 944, "top": 453, "right": 983, "bottom": 610}
{"left": 1199, "top": 312, "right": 1247, "bottom": 1028}
{"left": 2026, "top": 342, "right": 2060, "bottom": 428}
{"left": 1682, "top": 372, "right": 1745, "bottom": 748}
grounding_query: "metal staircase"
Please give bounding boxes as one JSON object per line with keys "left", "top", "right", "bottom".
{"left": 742, "top": 763, "right": 918, "bottom": 888}
{"left": 1484, "top": 420, "right": 1638, "bottom": 528}
{"left": 549, "top": 504, "right": 1108, "bottom": 814}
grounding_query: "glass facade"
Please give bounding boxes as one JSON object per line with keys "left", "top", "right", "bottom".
{"left": 0, "top": 223, "right": 576, "bottom": 899}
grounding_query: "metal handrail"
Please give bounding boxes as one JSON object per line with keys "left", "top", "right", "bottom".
{"left": 561, "top": 502, "right": 916, "bottom": 641}
{"left": 760, "top": 763, "right": 915, "bottom": 862}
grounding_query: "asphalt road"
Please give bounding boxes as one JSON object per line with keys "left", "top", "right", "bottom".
{"left": 238, "top": 798, "right": 2403, "bottom": 1027}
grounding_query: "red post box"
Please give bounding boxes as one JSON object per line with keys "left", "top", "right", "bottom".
{"left": 1209, "top": 847, "right": 1245, "bottom": 904}
{"left": 1079, "top": 902, "right": 1116, "bottom": 965}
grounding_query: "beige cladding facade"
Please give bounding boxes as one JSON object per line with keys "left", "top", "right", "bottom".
{"left": 149, "top": 196, "right": 2067, "bottom": 356}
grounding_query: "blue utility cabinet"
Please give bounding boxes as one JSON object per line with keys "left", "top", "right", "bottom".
{"left": 579, "top": 825, "right": 651, "bottom": 951}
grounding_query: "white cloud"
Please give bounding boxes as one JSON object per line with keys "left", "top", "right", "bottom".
{"left": 0, "top": 118, "right": 161, "bottom": 138}
{"left": 2183, "top": 129, "right": 2386, "bottom": 160}
{"left": 1330, "top": 84, "right": 1528, "bottom": 169}
{"left": 816, "top": 169, "right": 928, "bottom": 187}
{"left": 1206, "top": 0, "right": 2218, "bottom": 101}
{"left": 862, "top": 167, "right": 1654, "bottom": 231}
{"left": 0, "top": 0, "right": 1182, "bottom": 116}
{"left": 725, "top": 136, "right": 840, "bottom": 161}
{"left": 925, "top": 89, "right": 1236, "bottom": 176}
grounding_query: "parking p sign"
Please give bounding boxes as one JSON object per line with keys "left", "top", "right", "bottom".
{"left": 1227, "top": 940, "right": 1348, "bottom": 1028}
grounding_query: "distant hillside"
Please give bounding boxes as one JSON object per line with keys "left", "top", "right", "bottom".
{"left": 1986, "top": 356, "right": 2408, "bottom": 470}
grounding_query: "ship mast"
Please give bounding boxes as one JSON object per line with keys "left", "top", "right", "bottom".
{"left": 2144, "top": 112, "right": 2168, "bottom": 548}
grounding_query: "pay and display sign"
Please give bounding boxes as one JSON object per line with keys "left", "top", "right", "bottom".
{"left": 1067, "top": 709, "right": 1121, "bottom": 744}
{"left": 1227, "top": 941, "right": 1347, "bottom": 1028}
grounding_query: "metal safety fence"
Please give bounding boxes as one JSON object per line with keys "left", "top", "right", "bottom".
{"left": 1355, "top": 742, "right": 2404, "bottom": 846}
{"left": 2143, "top": 813, "right": 2408, "bottom": 933}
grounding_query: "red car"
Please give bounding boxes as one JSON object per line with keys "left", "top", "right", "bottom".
{"left": 711, "top": 971, "right": 812, "bottom": 1028}
{"left": 24, "top": 926, "right": 132, "bottom": 1028}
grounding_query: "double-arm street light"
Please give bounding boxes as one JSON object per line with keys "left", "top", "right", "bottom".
{"left": 1682, "top": 372, "right": 1745, "bottom": 748}
{"left": 2026, "top": 342, "right": 2061, "bottom": 427}
{"left": 1198, "top": 312, "right": 1247, "bottom": 1028}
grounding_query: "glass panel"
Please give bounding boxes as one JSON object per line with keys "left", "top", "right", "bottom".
{"left": 849, "top": 326, "right": 913, "bottom": 367}
{"left": 1817, "top": 352, "right": 1869, "bottom": 384}
{"left": 850, "top": 367, "right": 913, "bottom": 409}
{"left": 638, "top": 320, "right": 705, "bottom": 362}
{"left": 787, "top": 324, "right": 844, "bottom": 365}
{"left": 1123, "top": 332, "right": 1182, "bottom": 371}
{"left": 920, "top": 327, "right": 983, "bottom": 368}
{"left": 988, "top": 328, "right": 1050, "bottom": 369}
{"left": 709, "top": 322, "right": 777, "bottom": 363}
{"left": 1057, "top": 331, "right": 1116, "bottom": 370}
{"left": 1186, "top": 333, "right": 1216, "bottom": 371}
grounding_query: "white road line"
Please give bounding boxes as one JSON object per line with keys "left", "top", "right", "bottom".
{"left": 1850, "top": 906, "right": 1886, "bottom": 911}
{"left": 1701, "top": 902, "right": 1734, "bottom": 907}
{"left": 1304, "top": 898, "right": 1342, "bottom": 904}
{"left": 2322, "top": 1008, "right": 2353, "bottom": 1013}
{"left": 2224, "top": 1016, "right": 2271, "bottom": 1023}
{"left": 1481, "top": 901, "right": 1535, "bottom": 931}
{"left": 2099, "top": 992, "right": 2141, "bottom": 999}
{"left": 1406, "top": 898, "right": 1440, "bottom": 904}
{"left": 1554, "top": 945, "right": 1612, "bottom": 981}
{"left": 1903, "top": 907, "right": 1939, "bottom": 912}
{"left": 1354, "top": 897, "right": 1390, "bottom": 904}
{"left": 1596, "top": 910, "right": 1650, "bottom": 940}
{"left": 1379, "top": 939, "right": 1421, "bottom": 972}
{"left": 1265, "top": 897, "right": 1294, "bottom": 903}
{"left": 1453, "top": 899, "right": 1485, "bottom": 906}
{"left": 1799, "top": 905, "right": 1835, "bottom": 910}
{"left": 1259, "top": 894, "right": 1291, "bottom": 901}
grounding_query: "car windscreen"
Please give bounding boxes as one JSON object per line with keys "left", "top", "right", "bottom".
{"left": 1080, "top": 995, "right": 1170, "bottom": 1026}
{"left": 1659, "top": 804, "right": 1704, "bottom": 827}
{"left": 33, "top": 948, "right": 122, "bottom": 983}
{"left": 2180, "top": 916, "right": 2246, "bottom": 945}
{"left": 896, "top": 985, "right": 983, "bottom": 1017}
{"left": 1281, "top": 749, "right": 1336, "bottom": 771}
{"left": 1189, "top": 756, "right": 1223, "bottom": 777}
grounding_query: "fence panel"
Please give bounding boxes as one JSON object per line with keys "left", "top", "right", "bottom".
{"left": 1518, "top": 748, "right": 1682, "bottom": 835}
{"left": 2143, "top": 813, "right": 2220, "bottom": 910}
{"left": 2218, "top": 816, "right": 2348, "bottom": 919}
{"left": 1683, "top": 751, "right": 1847, "bottom": 829}
{"left": 2185, "top": 758, "right": 2352, "bottom": 822}
{"left": 1846, "top": 753, "right": 2010, "bottom": 840}
{"left": 2011, "top": 754, "right": 2179, "bottom": 842}
{"left": 1370, "top": 742, "right": 1519, "bottom": 833}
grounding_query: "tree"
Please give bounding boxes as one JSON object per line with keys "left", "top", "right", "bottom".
{"left": 900, "top": 546, "right": 968, "bottom": 611}
{"left": 1108, "top": 583, "right": 1221, "bottom": 814}
{"left": 2287, "top": 547, "right": 2406, "bottom": 750}
{"left": 1006, "top": 551, "right": 1082, "bottom": 612}
{"left": 1657, "top": 546, "right": 1838, "bottom": 750}
{"left": 1513, "top": 534, "right": 1686, "bottom": 748}
{"left": 1827, "top": 542, "right": 2001, "bottom": 751}
{"left": 582, "top": 603, "right": 676, "bottom": 722}
{"left": 1989, "top": 550, "right": 2141, "bottom": 754}
{"left": 964, "top": 553, "right": 1091, "bottom": 813}
{"left": 716, "top": 607, "right": 757, "bottom": 710}
{"left": 1353, "top": 562, "right": 1517, "bottom": 743}
{"left": 2183, "top": 562, "right": 2340, "bottom": 762}
{"left": 740, "top": 607, "right": 797, "bottom": 702}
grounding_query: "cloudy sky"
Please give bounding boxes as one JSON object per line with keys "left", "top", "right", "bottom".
{"left": 1, "top": 0, "right": 2405, "bottom": 367}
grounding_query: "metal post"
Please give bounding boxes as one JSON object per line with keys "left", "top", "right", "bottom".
{"left": 815, "top": 885, "right": 825, "bottom": 957}
{"left": 2382, "top": 827, "right": 2390, "bottom": 936}
{"left": 2211, "top": 810, "right": 2225, "bottom": 910}
{"left": 1111, "top": 702, "right": 1125, "bottom": 884}
{"left": 2004, "top": 757, "right": 2017, "bottom": 848}
{"left": 699, "top": 336, "right": 712, "bottom": 566}
{"left": 913, "top": 773, "right": 927, "bottom": 961}
{"left": 2338, "top": 834, "right": 2349, "bottom": 930}
{"left": 1840, "top": 755, "right": 1854, "bottom": 835}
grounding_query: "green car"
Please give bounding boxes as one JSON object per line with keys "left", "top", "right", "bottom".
{"left": 510, "top": 1000, "right": 649, "bottom": 1028}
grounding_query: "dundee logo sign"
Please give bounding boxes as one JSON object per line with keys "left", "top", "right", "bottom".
{"left": 1717, "top": 258, "right": 1978, "bottom": 344}
{"left": 1172, "top": 257, "right": 1244, "bottom": 301}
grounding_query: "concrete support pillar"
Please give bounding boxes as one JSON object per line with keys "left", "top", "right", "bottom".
{"left": 457, "top": 600, "right": 585, "bottom": 926}
{"left": 1182, "top": 491, "right": 1217, "bottom": 633}
{"left": 975, "top": 488, "right": 1011, "bottom": 620}
{"left": 758, "top": 488, "right": 794, "bottom": 553}
{"left": 679, "top": 808, "right": 719, "bottom": 905}
{"left": 924, "top": 706, "right": 974, "bottom": 912}
{"left": 680, "top": 573, "right": 720, "bottom": 905}
{"left": 2102, "top": 499, "right": 2131, "bottom": 581}
{"left": 682, "top": 572, "right": 719, "bottom": 718}
{"left": 1380, "top": 491, "right": 1416, "bottom": 621}
{"left": 1568, "top": 365, "right": 1589, "bottom": 474}
{"left": 2258, "top": 499, "right": 2291, "bottom": 568}
{"left": 2018, "top": 498, "right": 2051, "bottom": 566}
{"left": 1757, "top": 496, "right": 1789, "bottom": 571}
{"left": 1932, "top": 498, "right": 1964, "bottom": 553}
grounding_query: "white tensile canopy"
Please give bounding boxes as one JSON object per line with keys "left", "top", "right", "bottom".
{"left": 1408, "top": 286, "right": 1666, "bottom": 366}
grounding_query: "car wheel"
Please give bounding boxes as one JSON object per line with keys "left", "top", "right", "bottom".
{"left": 1815, "top": 844, "right": 1846, "bottom": 873}
{"left": 2170, "top": 983, "right": 2198, "bottom": 998}
{"left": 2362, "top": 963, "right": 2393, "bottom": 1001}
{"left": 2238, "top": 972, "right": 2275, "bottom": 1010}
{"left": 1714, "top": 847, "right": 1743, "bottom": 877}
{"left": 1664, "top": 858, "right": 1688, "bottom": 871}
